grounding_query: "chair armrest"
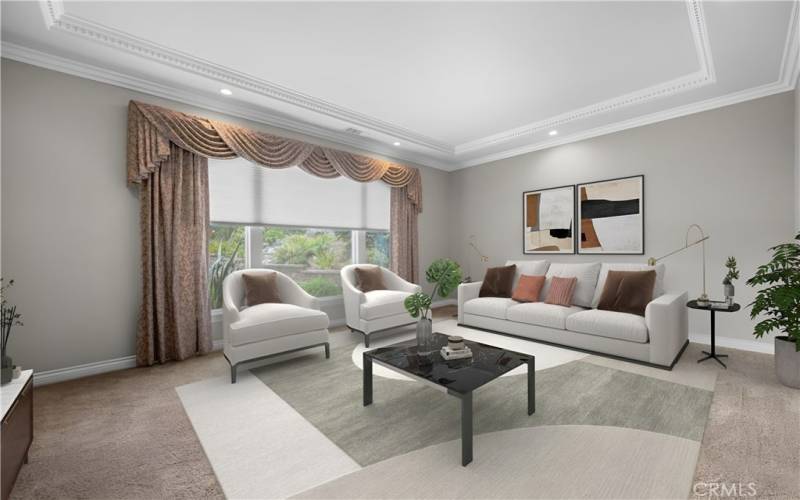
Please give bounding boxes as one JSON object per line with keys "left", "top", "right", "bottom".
{"left": 645, "top": 291, "right": 688, "bottom": 366}
{"left": 341, "top": 273, "right": 366, "bottom": 329}
{"left": 222, "top": 277, "right": 241, "bottom": 335}
{"left": 458, "top": 281, "right": 483, "bottom": 323}
{"left": 383, "top": 271, "right": 422, "bottom": 294}
{"left": 279, "top": 275, "right": 319, "bottom": 310}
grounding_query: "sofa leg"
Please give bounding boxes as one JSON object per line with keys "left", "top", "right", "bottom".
{"left": 230, "top": 364, "right": 238, "bottom": 384}
{"left": 364, "top": 334, "right": 370, "bottom": 348}
{"left": 324, "top": 342, "right": 330, "bottom": 359}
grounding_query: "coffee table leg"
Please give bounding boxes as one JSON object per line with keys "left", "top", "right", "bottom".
{"left": 363, "top": 354, "right": 373, "bottom": 406}
{"left": 528, "top": 357, "right": 535, "bottom": 415}
{"left": 461, "top": 391, "right": 473, "bottom": 466}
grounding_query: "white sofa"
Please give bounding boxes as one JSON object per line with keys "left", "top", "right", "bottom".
{"left": 457, "top": 260, "right": 688, "bottom": 369}
{"left": 341, "top": 264, "right": 422, "bottom": 347}
{"left": 222, "top": 269, "right": 330, "bottom": 383}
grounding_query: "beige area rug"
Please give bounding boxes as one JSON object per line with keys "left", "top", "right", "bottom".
{"left": 178, "top": 322, "right": 715, "bottom": 499}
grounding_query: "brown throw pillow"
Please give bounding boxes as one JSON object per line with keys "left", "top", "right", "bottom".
{"left": 354, "top": 267, "right": 386, "bottom": 292}
{"left": 512, "top": 275, "right": 546, "bottom": 303}
{"left": 479, "top": 265, "right": 517, "bottom": 298}
{"left": 597, "top": 270, "right": 656, "bottom": 316}
{"left": 242, "top": 272, "right": 282, "bottom": 307}
{"left": 544, "top": 276, "right": 578, "bottom": 306}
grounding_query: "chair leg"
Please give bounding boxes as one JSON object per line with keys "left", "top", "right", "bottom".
{"left": 364, "top": 333, "right": 370, "bottom": 348}
{"left": 324, "top": 342, "right": 330, "bottom": 359}
{"left": 230, "top": 364, "right": 238, "bottom": 384}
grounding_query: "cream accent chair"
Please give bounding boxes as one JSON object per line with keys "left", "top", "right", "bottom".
{"left": 222, "top": 269, "right": 330, "bottom": 383}
{"left": 340, "top": 264, "right": 422, "bottom": 347}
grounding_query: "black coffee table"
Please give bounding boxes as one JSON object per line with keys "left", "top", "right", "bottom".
{"left": 362, "top": 333, "right": 534, "bottom": 466}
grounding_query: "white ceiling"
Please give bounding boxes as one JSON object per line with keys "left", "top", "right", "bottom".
{"left": 1, "top": 1, "right": 798, "bottom": 170}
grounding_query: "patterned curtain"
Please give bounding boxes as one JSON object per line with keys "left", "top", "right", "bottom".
{"left": 137, "top": 144, "right": 212, "bottom": 366}
{"left": 127, "top": 101, "right": 422, "bottom": 365}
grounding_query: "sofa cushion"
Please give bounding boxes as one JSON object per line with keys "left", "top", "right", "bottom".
{"left": 505, "top": 260, "right": 550, "bottom": 290}
{"left": 542, "top": 262, "right": 601, "bottom": 307}
{"left": 545, "top": 276, "right": 578, "bottom": 306}
{"left": 512, "top": 274, "right": 546, "bottom": 303}
{"left": 597, "top": 270, "right": 656, "bottom": 317}
{"left": 230, "top": 303, "right": 329, "bottom": 346}
{"left": 463, "top": 297, "right": 516, "bottom": 320}
{"left": 566, "top": 309, "right": 648, "bottom": 343}
{"left": 360, "top": 290, "right": 413, "bottom": 320}
{"left": 242, "top": 271, "right": 282, "bottom": 307}
{"left": 355, "top": 266, "right": 387, "bottom": 292}
{"left": 592, "top": 263, "right": 666, "bottom": 307}
{"left": 479, "top": 265, "right": 517, "bottom": 298}
{"left": 507, "top": 302, "right": 585, "bottom": 329}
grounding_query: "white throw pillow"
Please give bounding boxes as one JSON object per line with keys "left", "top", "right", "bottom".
{"left": 505, "top": 260, "right": 550, "bottom": 291}
{"left": 591, "top": 263, "right": 666, "bottom": 308}
{"left": 542, "top": 262, "right": 601, "bottom": 308}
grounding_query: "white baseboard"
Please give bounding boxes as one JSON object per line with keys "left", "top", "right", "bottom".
{"left": 689, "top": 333, "right": 774, "bottom": 354}
{"left": 35, "top": 355, "right": 138, "bottom": 386}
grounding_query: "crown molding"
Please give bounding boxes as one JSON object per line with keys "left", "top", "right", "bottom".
{"left": 454, "top": 0, "right": 716, "bottom": 155}
{"left": 0, "top": 42, "right": 454, "bottom": 170}
{"left": 39, "top": 0, "right": 453, "bottom": 155}
{"left": 779, "top": 0, "right": 800, "bottom": 88}
{"left": 14, "top": 0, "right": 797, "bottom": 172}
{"left": 459, "top": 79, "right": 794, "bottom": 168}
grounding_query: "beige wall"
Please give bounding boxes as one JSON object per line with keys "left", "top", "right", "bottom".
{"left": 449, "top": 92, "right": 795, "bottom": 344}
{"left": 0, "top": 59, "right": 452, "bottom": 372}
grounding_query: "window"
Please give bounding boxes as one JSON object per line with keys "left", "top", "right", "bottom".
{"left": 208, "top": 224, "right": 246, "bottom": 309}
{"left": 261, "top": 227, "right": 352, "bottom": 298}
{"left": 208, "top": 225, "right": 390, "bottom": 307}
{"left": 366, "top": 231, "right": 390, "bottom": 268}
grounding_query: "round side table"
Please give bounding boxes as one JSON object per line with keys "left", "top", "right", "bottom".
{"left": 687, "top": 300, "right": 740, "bottom": 368}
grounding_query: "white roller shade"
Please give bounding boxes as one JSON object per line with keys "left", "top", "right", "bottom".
{"left": 209, "top": 158, "right": 390, "bottom": 230}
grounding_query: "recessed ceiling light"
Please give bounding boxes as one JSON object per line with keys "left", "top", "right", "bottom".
{"left": 393, "top": 141, "right": 401, "bottom": 146}
{"left": 548, "top": 130, "right": 558, "bottom": 136}
{"left": 220, "top": 88, "right": 233, "bottom": 96}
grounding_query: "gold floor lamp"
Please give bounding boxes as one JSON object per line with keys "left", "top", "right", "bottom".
{"left": 648, "top": 224, "right": 710, "bottom": 306}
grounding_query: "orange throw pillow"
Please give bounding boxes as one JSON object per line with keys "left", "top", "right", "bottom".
{"left": 512, "top": 275, "right": 546, "bottom": 303}
{"left": 545, "top": 276, "right": 578, "bottom": 306}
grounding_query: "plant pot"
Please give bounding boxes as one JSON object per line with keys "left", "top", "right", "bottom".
{"left": 775, "top": 336, "right": 800, "bottom": 389}
{"left": 723, "top": 283, "right": 734, "bottom": 299}
{"left": 416, "top": 318, "right": 435, "bottom": 356}
{"left": 1, "top": 354, "right": 13, "bottom": 385}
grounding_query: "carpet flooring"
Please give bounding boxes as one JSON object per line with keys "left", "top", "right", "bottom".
{"left": 8, "top": 306, "right": 800, "bottom": 499}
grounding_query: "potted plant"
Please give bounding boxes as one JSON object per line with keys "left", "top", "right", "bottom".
{"left": 746, "top": 233, "right": 800, "bottom": 389}
{"left": 404, "top": 259, "right": 462, "bottom": 356}
{"left": 722, "top": 256, "right": 739, "bottom": 306}
{"left": 1, "top": 279, "right": 23, "bottom": 385}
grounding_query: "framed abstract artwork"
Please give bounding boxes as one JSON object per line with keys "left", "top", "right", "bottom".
{"left": 577, "top": 175, "right": 644, "bottom": 255}
{"left": 523, "top": 185, "right": 575, "bottom": 254}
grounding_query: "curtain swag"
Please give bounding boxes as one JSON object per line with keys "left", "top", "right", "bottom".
{"left": 127, "top": 100, "right": 422, "bottom": 212}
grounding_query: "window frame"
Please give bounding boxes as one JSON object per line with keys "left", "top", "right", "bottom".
{"left": 209, "top": 223, "right": 390, "bottom": 312}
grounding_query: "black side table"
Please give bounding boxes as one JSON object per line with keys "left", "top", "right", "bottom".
{"left": 687, "top": 300, "right": 740, "bottom": 368}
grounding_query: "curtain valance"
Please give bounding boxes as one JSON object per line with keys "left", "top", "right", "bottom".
{"left": 127, "top": 100, "right": 421, "bottom": 211}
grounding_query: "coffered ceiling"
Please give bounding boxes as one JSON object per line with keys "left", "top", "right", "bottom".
{"left": 1, "top": 1, "right": 797, "bottom": 170}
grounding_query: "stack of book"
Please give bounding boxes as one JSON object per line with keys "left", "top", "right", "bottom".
{"left": 441, "top": 336, "right": 473, "bottom": 360}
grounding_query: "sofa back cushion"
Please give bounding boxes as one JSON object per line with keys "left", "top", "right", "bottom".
{"left": 544, "top": 276, "right": 578, "bottom": 306}
{"left": 597, "top": 270, "right": 656, "bottom": 316}
{"left": 542, "top": 262, "right": 601, "bottom": 307}
{"left": 505, "top": 260, "right": 550, "bottom": 290}
{"left": 479, "top": 264, "right": 517, "bottom": 298}
{"left": 591, "top": 263, "right": 665, "bottom": 307}
{"left": 512, "top": 275, "right": 546, "bottom": 303}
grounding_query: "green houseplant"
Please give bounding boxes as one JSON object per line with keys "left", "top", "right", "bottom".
{"left": 746, "top": 233, "right": 800, "bottom": 388}
{"left": 722, "top": 256, "right": 739, "bottom": 305}
{"left": 404, "top": 259, "right": 462, "bottom": 355}
{"left": 1, "top": 279, "right": 23, "bottom": 385}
